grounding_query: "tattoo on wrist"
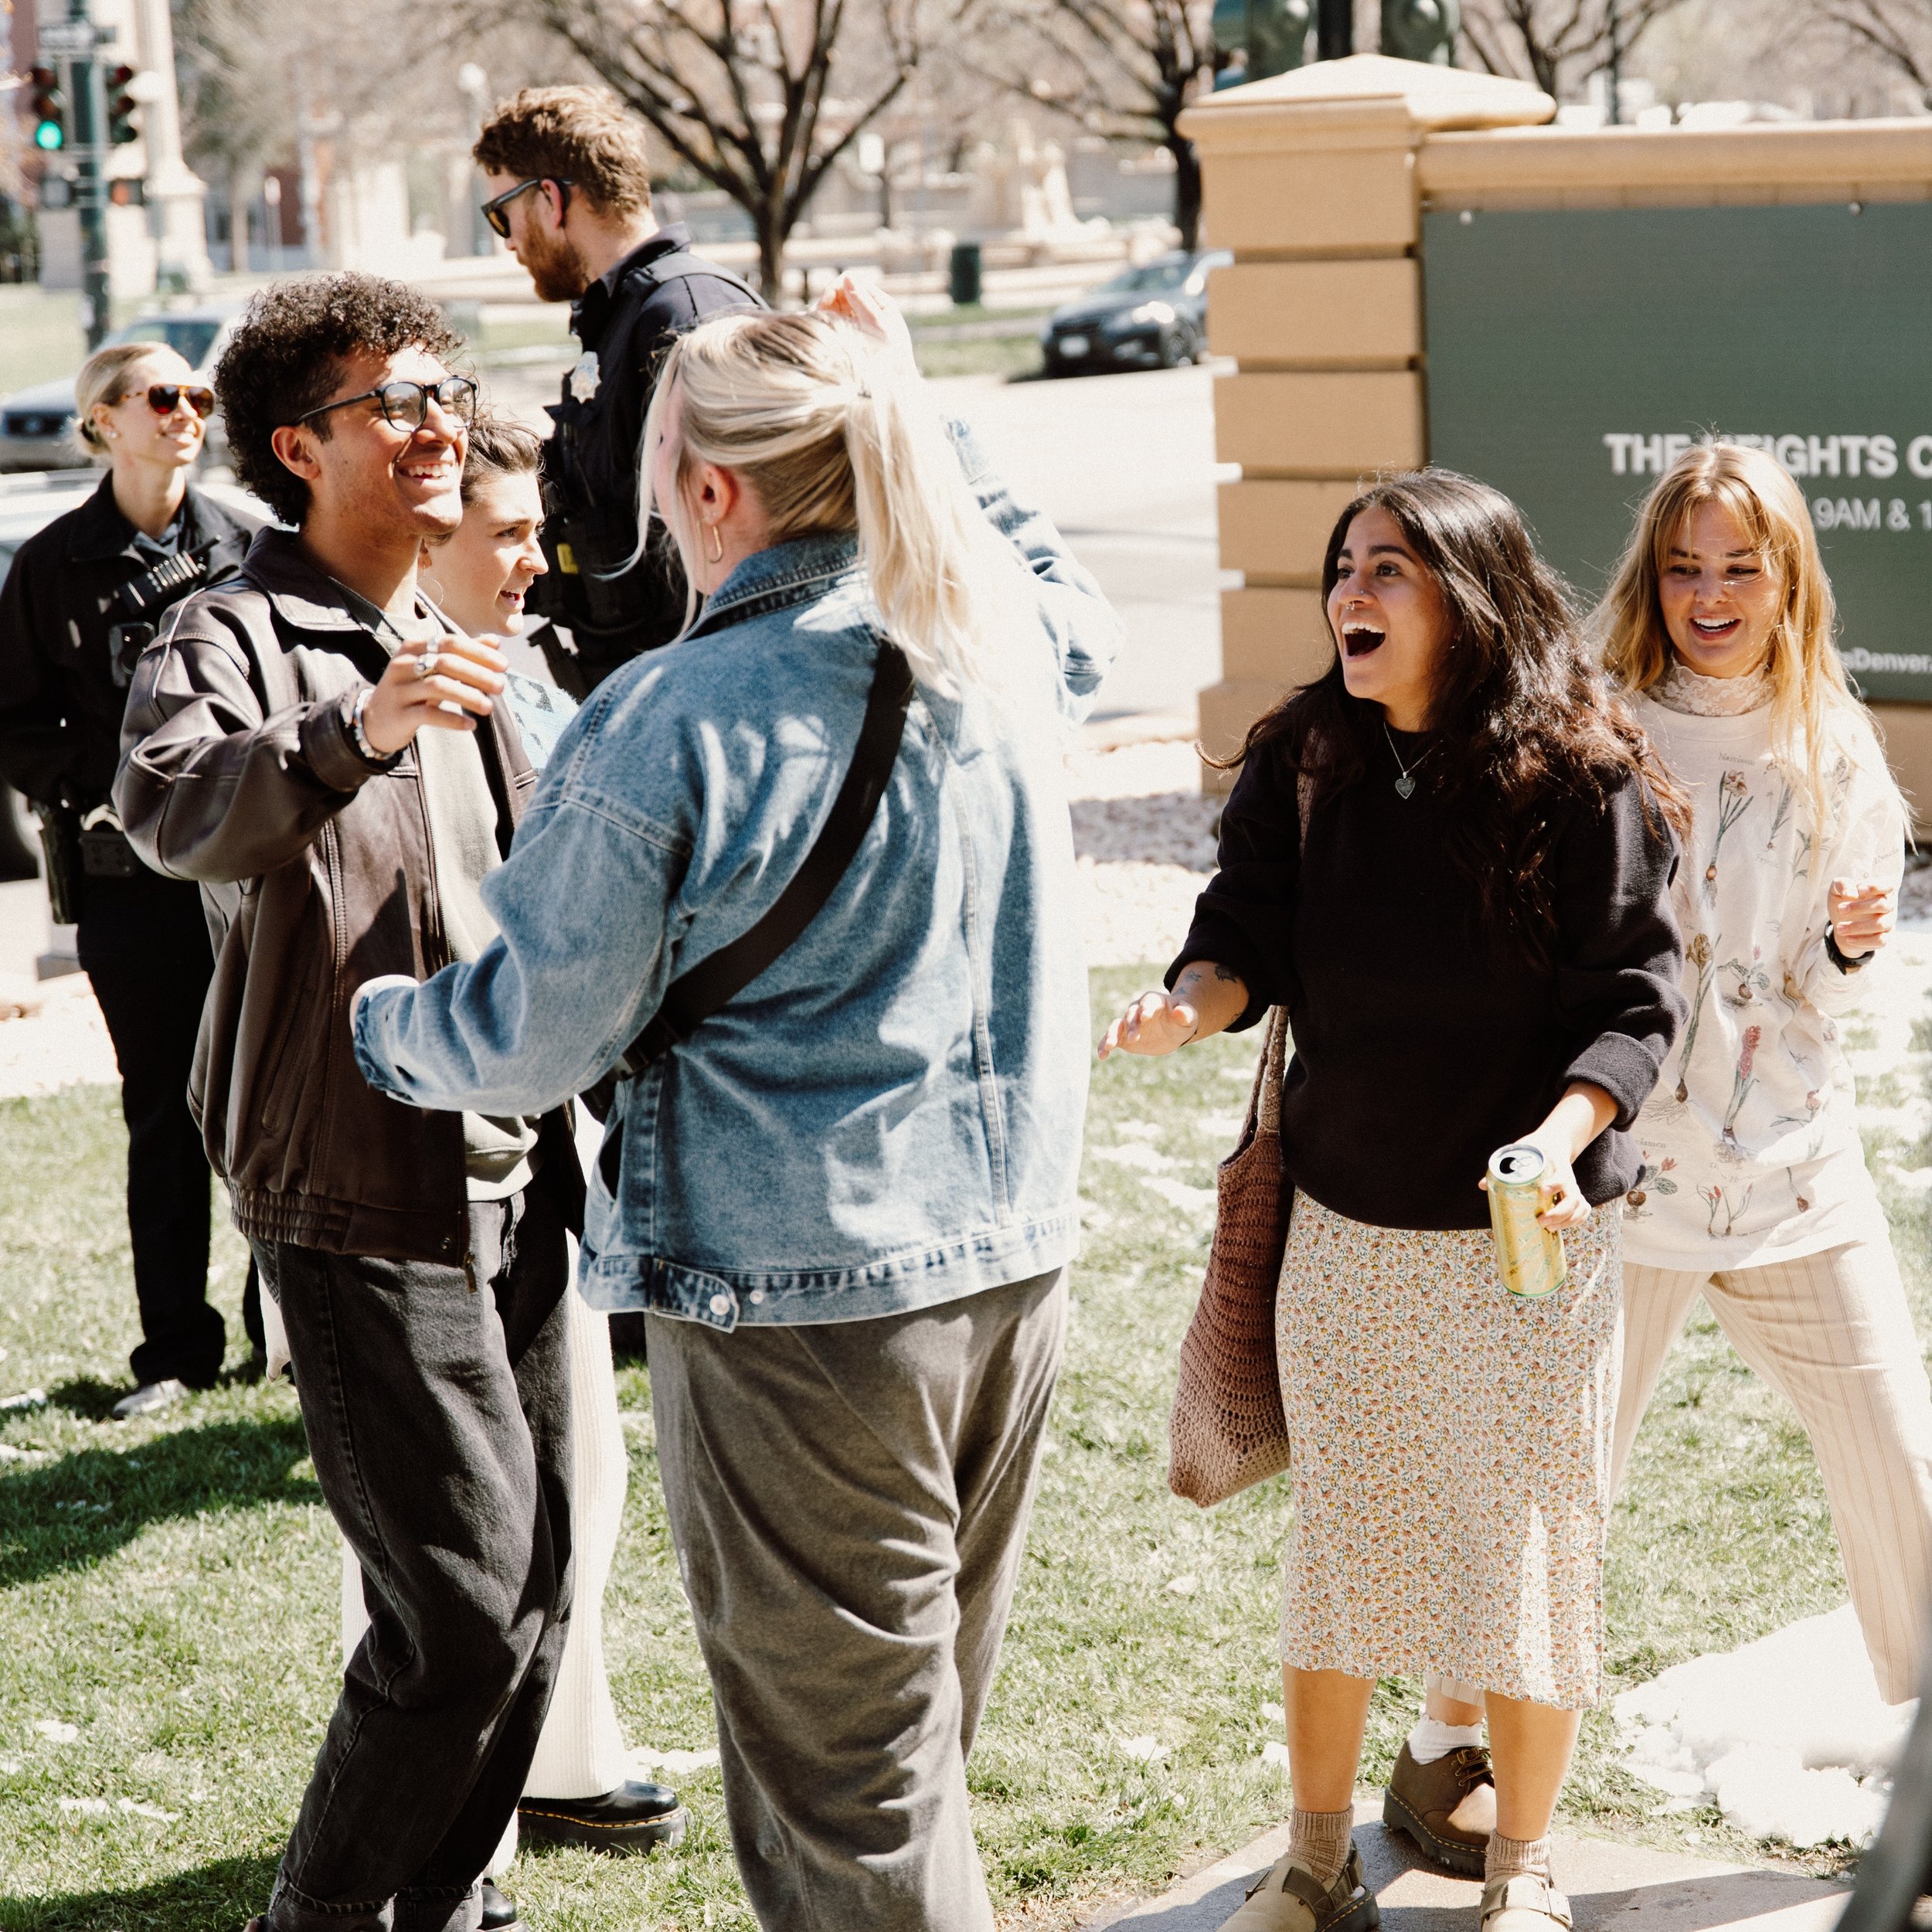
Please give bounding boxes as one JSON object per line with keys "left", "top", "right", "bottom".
{"left": 1213, "top": 961, "right": 1240, "bottom": 983}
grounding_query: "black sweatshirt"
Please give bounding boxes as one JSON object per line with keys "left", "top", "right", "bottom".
{"left": 1170, "top": 729, "right": 1687, "bottom": 1232}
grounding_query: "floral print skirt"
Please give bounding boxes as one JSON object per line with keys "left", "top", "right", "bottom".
{"left": 1275, "top": 1195, "right": 1623, "bottom": 1709}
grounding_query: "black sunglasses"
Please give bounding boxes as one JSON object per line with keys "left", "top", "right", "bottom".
{"left": 481, "top": 176, "right": 573, "bottom": 239}
{"left": 138, "top": 383, "right": 215, "bottom": 419}
{"left": 291, "top": 375, "right": 479, "bottom": 433}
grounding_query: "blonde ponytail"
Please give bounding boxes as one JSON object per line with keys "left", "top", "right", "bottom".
{"left": 638, "top": 308, "right": 1028, "bottom": 696}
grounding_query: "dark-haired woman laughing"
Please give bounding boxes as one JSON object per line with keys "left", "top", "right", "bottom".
{"left": 1100, "top": 473, "right": 1687, "bottom": 1932}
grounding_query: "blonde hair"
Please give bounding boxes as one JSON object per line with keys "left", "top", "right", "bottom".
{"left": 638, "top": 308, "right": 1026, "bottom": 697}
{"left": 73, "top": 342, "right": 175, "bottom": 457}
{"left": 1595, "top": 440, "right": 1901, "bottom": 837}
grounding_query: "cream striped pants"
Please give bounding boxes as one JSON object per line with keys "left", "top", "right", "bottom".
{"left": 1614, "top": 1237, "right": 1932, "bottom": 1705}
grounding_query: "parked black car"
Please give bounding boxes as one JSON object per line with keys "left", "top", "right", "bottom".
{"left": 1038, "top": 250, "right": 1233, "bottom": 377}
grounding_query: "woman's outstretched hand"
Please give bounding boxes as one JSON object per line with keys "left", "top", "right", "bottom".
{"left": 815, "top": 273, "right": 918, "bottom": 381}
{"left": 1099, "top": 961, "right": 1250, "bottom": 1062}
{"left": 1098, "top": 989, "right": 1199, "bottom": 1060}
{"left": 1828, "top": 878, "right": 1894, "bottom": 961}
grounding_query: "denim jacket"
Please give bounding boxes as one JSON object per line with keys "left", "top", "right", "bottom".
{"left": 352, "top": 425, "right": 1120, "bottom": 1328}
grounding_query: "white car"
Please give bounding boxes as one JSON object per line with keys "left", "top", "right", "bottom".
{"left": 0, "top": 299, "right": 243, "bottom": 472}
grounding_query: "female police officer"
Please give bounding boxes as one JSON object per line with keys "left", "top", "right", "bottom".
{"left": 0, "top": 339, "right": 256, "bottom": 1417}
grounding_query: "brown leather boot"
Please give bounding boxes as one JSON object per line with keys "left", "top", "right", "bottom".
{"left": 1381, "top": 1740, "right": 1496, "bottom": 1876}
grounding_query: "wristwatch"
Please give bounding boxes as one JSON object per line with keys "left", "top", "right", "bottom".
{"left": 1825, "top": 923, "right": 1868, "bottom": 975}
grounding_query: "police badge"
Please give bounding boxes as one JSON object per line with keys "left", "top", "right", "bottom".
{"left": 569, "top": 352, "right": 602, "bottom": 403}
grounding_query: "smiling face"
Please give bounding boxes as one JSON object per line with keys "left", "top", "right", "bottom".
{"left": 1325, "top": 505, "right": 1455, "bottom": 732}
{"left": 425, "top": 469, "right": 547, "bottom": 637}
{"left": 1658, "top": 498, "right": 1782, "bottom": 679}
{"left": 97, "top": 349, "right": 204, "bottom": 471}
{"left": 281, "top": 343, "right": 467, "bottom": 543}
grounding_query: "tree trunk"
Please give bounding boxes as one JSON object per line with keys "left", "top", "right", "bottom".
{"left": 1169, "top": 131, "right": 1201, "bottom": 251}
{"left": 756, "top": 203, "right": 787, "bottom": 303}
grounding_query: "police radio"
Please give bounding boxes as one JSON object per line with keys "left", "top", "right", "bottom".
{"left": 107, "top": 542, "right": 217, "bottom": 685}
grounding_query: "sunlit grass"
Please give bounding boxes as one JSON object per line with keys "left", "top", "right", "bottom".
{"left": 0, "top": 965, "right": 1913, "bottom": 1926}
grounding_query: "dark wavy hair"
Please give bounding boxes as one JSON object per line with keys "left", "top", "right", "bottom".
{"left": 213, "top": 272, "right": 464, "bottom": 527}
{"left": 1226, "top": 468, "right": 1687, "bottom": 959}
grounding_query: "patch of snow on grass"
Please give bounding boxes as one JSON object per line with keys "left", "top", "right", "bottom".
{"left": 1614, "top": 1604, "right": 1910, "bottom": 1848}
{"left": 1147, "top": 1176, "right": 1216, "bottom": 1216}
{"left": 1092, "top": 1142, "right": 1173, "bottom": 1172}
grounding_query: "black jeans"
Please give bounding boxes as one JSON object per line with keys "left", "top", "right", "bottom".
{"left": 77, "top": 867, "right": 226, "bottom": 1387}
{"left": 253, "top": 1180, "right": 574, "bottom": 1932}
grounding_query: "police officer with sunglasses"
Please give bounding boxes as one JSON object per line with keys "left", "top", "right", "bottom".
{"left": 0, "top": 340, "right": 258, "bottom": 1420}
{"left": 474, "top": 87, "right": 760, "bottom": 698}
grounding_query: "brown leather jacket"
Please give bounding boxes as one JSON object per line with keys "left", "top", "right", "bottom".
{"left": 114, "top": 528, "right": 581, "bottom": 1265}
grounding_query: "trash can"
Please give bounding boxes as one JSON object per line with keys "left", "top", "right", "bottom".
{"left": 948, "top": 240, "right": 982, "bottom": 308}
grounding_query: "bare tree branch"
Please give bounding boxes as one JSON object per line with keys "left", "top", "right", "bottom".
{"left": 504, "top": 0, "right": 968, "bottom": 296}
{"left": 1459, "top": 0, "right": 1696, "bottom": 98}
{"left": 978, "top": 0, "right": 1213, "bottom": 245}
{"left": 1818, "top": 0, "right": 1932, "bottom": 94}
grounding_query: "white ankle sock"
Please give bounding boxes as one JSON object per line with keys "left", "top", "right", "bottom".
{"left": 1406, "top": 1716, "right": 1484, "bottom": 1765}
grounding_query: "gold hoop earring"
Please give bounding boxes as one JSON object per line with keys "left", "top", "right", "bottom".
{"left": 706, "top": 522, "right": 723, "bottom": 566}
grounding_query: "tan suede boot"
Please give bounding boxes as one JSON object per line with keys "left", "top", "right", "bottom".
{"left": 1382, "top": 1740, "right": 1496, "bottom": 1876}
{"left": 1216, "top": 1842, "right": 1380, "bottom": 1932}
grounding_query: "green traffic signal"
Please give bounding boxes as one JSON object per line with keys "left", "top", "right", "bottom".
{"left": 29, "top": 67, "right": 66, "bottom": 150}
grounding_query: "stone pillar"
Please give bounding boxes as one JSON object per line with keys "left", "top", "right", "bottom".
{"left": 1180, "top": 55, "right": 1553, "bottom": 788}
{"left": 131, "top": 0, "right": 213, "bottom": 289}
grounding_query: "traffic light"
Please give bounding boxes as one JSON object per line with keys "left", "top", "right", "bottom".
{"left": 29, "top": 67, "right": 66, "bottom": 152}
{"left": 105, "top": 65, "right": 139, "bottom": 145}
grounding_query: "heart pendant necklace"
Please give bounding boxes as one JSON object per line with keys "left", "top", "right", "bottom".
{"left": 1384, "top": 724, "right": 1434, "bottom": 800}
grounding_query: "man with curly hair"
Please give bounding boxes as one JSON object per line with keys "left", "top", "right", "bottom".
{"left": 114, "top": 270, "right": 684, "bottom": 1932}
{"left": 474, "top": 85, "right": 759, "bottom": 695}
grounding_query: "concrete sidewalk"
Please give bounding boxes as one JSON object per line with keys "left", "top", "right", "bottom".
{"left": 1081, "top": 1800, "right": 1850, "bottom": 1932}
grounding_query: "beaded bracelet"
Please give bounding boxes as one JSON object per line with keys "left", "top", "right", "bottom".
{"left": 348, "top": 685, "right": 387, "bottom": 767}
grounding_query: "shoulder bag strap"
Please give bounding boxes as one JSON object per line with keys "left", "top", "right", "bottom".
{"left": 1256, "top": 765, "right": 1317, "bottom": 1131}
{"left": 616, "top": 640, "right": 916, "bottom": 1076}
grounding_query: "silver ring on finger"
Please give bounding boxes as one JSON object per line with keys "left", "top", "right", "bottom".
{"left": 413, "top": 651, "right": 437, "bottom": 681}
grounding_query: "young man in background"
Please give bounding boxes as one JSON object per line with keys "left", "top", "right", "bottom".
{"left": 474, "top": 83, "right": 759, "bottom": 695}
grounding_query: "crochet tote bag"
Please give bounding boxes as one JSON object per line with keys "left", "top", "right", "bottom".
{"left": 1166, "top": 764, "right": 1309, "bottom": 1508}
{"left": 1167, "top": 1002, "right": 1294, "bottom": 1505}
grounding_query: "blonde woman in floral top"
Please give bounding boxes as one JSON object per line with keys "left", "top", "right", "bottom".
{"left": 1600, "top": 440, "right": 1932, "bottom": 1707}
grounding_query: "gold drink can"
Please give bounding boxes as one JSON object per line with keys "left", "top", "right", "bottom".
{"left": 1486, "top": 1143, "right": 1569, "bottom": 1300}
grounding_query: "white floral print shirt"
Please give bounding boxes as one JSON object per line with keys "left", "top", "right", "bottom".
{"left": 1623, "top": 663, "right": 1902, "bottom": 1268}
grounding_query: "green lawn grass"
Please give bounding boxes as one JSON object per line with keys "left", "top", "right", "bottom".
{"left": 0, "top": 964, "right": 1919, "bottom": 1927}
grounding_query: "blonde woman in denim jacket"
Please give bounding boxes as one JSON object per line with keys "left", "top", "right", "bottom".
{"left": 351, "top": 281, "right": 1121, "bottom": 1932}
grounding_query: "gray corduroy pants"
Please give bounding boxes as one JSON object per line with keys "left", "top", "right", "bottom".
{"left": 646, "top": 1267, "right": 1067, "bottom": 1932}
